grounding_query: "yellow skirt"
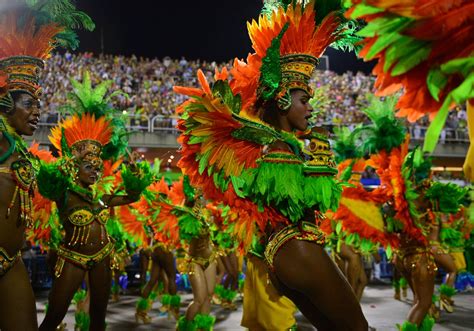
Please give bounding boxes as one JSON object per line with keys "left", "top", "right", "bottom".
{"left": 450, "top": 251, "right": 467, "bottom": 271}
{"left": 241, "top": 255, "right": 297, "bottom": 331}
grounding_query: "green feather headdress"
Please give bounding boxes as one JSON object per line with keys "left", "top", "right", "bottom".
{"left": 249, "top": 0, "right": 362, "bottom": 110}
{"left": 332, "top": 125, "right": 362, "bottom": 163}
{"left": 353, "top": 95, "right": 407, "bottom": 156}
{"left": 425, "top": 182, "right": 468, "bottom": 214}
{"left": 59, "top": 71, "right": 130, "bottom": 161}
{"left": 403, "top": 147, "right": 432, "bottom": 185}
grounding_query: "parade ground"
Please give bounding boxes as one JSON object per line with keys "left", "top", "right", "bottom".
{"left": 36, "top": 285, "right": 474, "bottom": 330}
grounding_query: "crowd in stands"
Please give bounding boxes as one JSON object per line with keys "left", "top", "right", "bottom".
{"left": 39, "top": 53, "right": 468, "bottom": 140}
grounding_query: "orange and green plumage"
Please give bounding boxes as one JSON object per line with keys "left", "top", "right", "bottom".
{"left": 0, "top": 13, "right": 64, "bottom": 61}
{"left": 49, "top": 113, "right": 112, "bottom": 154}
{"left": 346, "top": 0, "right": 474, "bottom": 152}
{"left": 231, "top": 0, "right": 348, "bottom": 115}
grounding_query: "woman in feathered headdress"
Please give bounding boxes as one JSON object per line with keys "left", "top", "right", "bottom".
{"left": 0, "top": 2, "right": 93, "bottom": 329}
{"left": 155, "top": 177, "right": 217, "bottom": 331}
{"left": 131, "top": 174, "right": 182, "bottom": 324}
{"left": 175, "top": 1, "right": 369, "bottom": 329}
{"left": 322, "top": 125, "right": 379, "bottom": 302}
{"left": 36, "top": 74, "right": 152, "bottom": 331}
{"left": 424, "top": 181, "right": 468, "bottom": 314}
{"left": 347, "top": 96, "right": 439, "bottom": 330}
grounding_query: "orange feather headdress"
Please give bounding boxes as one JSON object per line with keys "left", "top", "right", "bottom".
{"left": 231, "top": 0, "right": 350, "bottom": 114}
{"left": 49, "top": 113, "right": 112, "bottom": 165}
{"left": 0, "top": 3, "right": 94, "bottom": 109}
{"left": 0, "top": 13, "right": 61, "bottom": 107}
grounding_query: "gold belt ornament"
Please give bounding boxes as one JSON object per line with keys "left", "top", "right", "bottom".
{"left": 264, "top": 222, "right": 325, "bottom": 269}
{"left": 54, "top": 241, "right": 114, "bottom": 278}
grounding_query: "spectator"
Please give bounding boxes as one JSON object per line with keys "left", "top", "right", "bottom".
{"left": 38, "top": 53, "right": 465, "bottom": 136}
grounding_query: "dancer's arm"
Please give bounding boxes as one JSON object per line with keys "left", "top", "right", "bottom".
{"left": 103, "top": 162, "right": 153, "bottom": 207}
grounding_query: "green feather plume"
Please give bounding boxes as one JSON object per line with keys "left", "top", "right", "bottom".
{"left": 177, "top": 316, "right": 197, "bottom": 331}
{"left": 403, "top": 147, "right": 432, "bottom": 184}
{"left": 419, "top": 315, "right": 435, "bottom": 331}
{"left": 121, "top": 162, "right": 153, "bottom": 196}
{"left": 240, "top": 157, "right": 305, "bottom": 222}
{"left": 183, "top": 175, "right": 196, "bottom": 203}
{"left": 303, "top": 175, "right": 343, "bottom": 213}
{"left": 258, "top": 23, "right": 289, "bottom": 101}
{"left": 353, "top": 95, "right": 406, "bottom": 155}
{"left": 106, "top": 217, "right": 127, "bottom": 251}
{"left": 439, "top": 284, "right": 456, "bottom": 298}
{"left": 136, "top": 297, "right": 150, "bottom": 311}
{"left": 332, "top": 126, "right": 361, "bottom": 163}
{"left": 397, "top": 321, "right": 419, "bottom": 331}
{"left": 25, "top": 0, "right": 95, "bottom": 50}
{"left": 177, "top": 212, "right": 202, "bottom": 242}
{"left": 194, "top": 314, "right": 216, "bottom": 331}
{"left": 74, "top": 311, "right": 90, "bottom": 331}
{"left": 72, "top": 289, "right": 87, "bottom": 304}
{"left": 440, "top": 228, "right": 464, "bottom": 248}
{"left": 399, "top": 277, "right": 408, "bottom": 288}
{"left": 212, "top": 80, "right": 242, "bottom": 114}
{"left": 59, "top": 71, "right": 130, "bottom": 161}
{"left": 101, "top": 116, "right": 129, "bottom": 161}
{"left": 426, "top": 182, "right": 468, "bottom": 214}
{"left": 169, "top": 294, "right": 181, "bottom": 308}
{"left": 60, "top": 128, "right": 72, "bottom": 157}
{"left": 29, "top": 0, "right": 95, "bottom": 30}
{"left": 161, "top": 294, "right": 171, "bottom": 306}
{"left": 37, "top": 161, "right": 70, "bottom": 201}
{"left": 221, "top": 288, "right": 238, "bottom": 301}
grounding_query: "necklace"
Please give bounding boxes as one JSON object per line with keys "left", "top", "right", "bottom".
{"left": 70, "top": 183, "right": 99, "bottom": 204}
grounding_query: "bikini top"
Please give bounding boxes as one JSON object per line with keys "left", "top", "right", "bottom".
{"left": 67, "top": 206, "right": 109, "bottom": 227}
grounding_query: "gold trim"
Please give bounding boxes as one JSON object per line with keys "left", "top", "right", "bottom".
{"left": 55, "top": 241, "right": 114, "bottom": 277}
{"left": 264, "top": 222, "right": 325, "bottom": 269}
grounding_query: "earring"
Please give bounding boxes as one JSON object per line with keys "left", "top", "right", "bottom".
{"left": 276, "top": 90, "right": 291, "bottom": 111}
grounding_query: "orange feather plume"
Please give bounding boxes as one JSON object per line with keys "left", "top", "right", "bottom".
{"left": 118, "top": 205, "right": 148, "bottom": 247}
{"left": 29, "top": 142, "right": 56, "bottom": 163}
{"left": 0, "top": 13, "right": 64, "bottom": 60}
{"left": 49, "top": 113, "right": 112, "bottom": 153}
{"left": 349, "top": 0, "right": 474, "bottom": 122}
{"left": 231, "top": 1, "right": 344, "bottom": 114}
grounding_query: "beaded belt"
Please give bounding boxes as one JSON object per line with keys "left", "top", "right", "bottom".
{"left": 54, "top": 241, "right": 114, "bottom": 278}
{"left": 264, "top": 221, "right": 325, "bottom": 270}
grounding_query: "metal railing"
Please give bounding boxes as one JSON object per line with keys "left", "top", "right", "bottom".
{"left": 37, "top": 112, "right": 469, "bottom": 143}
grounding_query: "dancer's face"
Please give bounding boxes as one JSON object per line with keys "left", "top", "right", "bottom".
{"left": 5, "top": 93, "right": 41, "bottom": 136}
{"left": 77, "top": 159, "right": 101, "bottom": 187}
{"left": 286, "top": 89, "right": 313, "bottom": 132}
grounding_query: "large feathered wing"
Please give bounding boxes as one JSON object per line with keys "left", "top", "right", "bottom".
{"left": 27, "top": 143, "right": 63, "bottom": 250}
{"left": 346, "top": 0, "right": 474, "bottom": 152}
{"left": 335, "top": 186, "right": 399, "bottom": 248}
{"left": 117, "top": 205, "right": 148, "bottom": 247}
{"left": 175, "top": 70, "right": 288, "bottom": 250}
{"left": 331, "top": 158, "right": 399, "bottom": 249}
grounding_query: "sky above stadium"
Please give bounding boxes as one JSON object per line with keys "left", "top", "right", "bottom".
{"left": 76, "top": 0, "right": 375, "bottom": 74}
